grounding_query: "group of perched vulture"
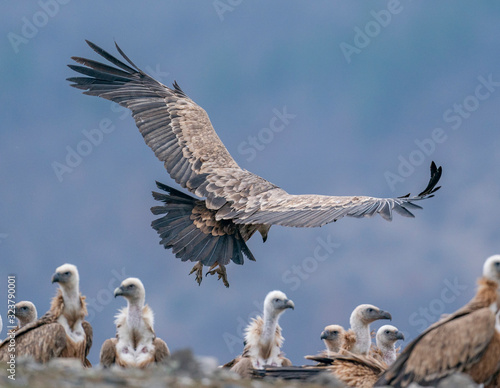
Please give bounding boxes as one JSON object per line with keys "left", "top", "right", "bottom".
{"left": 4, "top": 40, "right": 495, "bottom": 386}
{"left": 1, "top": 254, "right": 500, "bottom": 387}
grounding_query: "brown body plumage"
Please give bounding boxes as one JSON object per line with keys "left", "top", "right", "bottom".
{"left": 99, "top": 278, "right": 169, "bottom": 368}
{"left": 0, "top": 264, "right": 92, "bottom": 366}
{"left": 68, "top": 40, "right": 442, "bottom": 287}
{"left": 376, "top": 255, "right": 500, "bottom": 387}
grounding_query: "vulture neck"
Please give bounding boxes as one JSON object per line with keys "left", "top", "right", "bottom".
{"left": 324, "top": 339, "right": 339, "bottom": 353}
{"left": 60, "top": 283, "right": 81, "bottom": 315}
{"left": 378, "top": 341, "right": 396, "bottom": 365}
{"left": 351, "top": 319, "right": 371, "bottom": 354}
{"left": 261, "top": 308, "right": 280, "bottom": 345}
{"left": 126, "top": 296, "right": 145, "bottom": 330}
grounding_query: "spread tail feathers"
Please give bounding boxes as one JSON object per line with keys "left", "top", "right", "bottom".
{"left": 151, "top": 182, "right": 255, "bottom": 286}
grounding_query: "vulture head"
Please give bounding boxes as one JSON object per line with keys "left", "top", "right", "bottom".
{"left": 321, "top": 324, "right": 345, "bottom": 352}
{"left": 114, "top": 277, "right": 146, "bottom": 306}
{"left": 264, "top": 290, "right": 294, "bottom": 318}
{"left": 52, "top": 263, "right": 79, "bottom": 290}
{"left": 376, "top": 325, "right": 405, "bottom": 348}
{"left": 484, "top": 255, "right": 500, "bottom": 282}
{"left": 350, "top": 304, "right": 392, "bottom": 326}
{"left": 15, "top": 301, "right": 38, "bottom": 327}
{"left": 321, "top": 324, "right": 345, "bottom": 340}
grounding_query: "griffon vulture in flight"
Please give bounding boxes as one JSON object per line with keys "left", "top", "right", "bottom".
{"left": 14, "top": 301, "right": 38, "bottom": 330}
{"left": 224, "top": 290, "right": 294, "bottom": 377}
{"left": 0, "top": 264, "right": 93, "bottom": 366}
{"left": 376, "top": 255, "right": 500, "bottom": 387}
{"left": 100, "top": 277, "right": 170, "bottom": 368}
{"left": 67, "top": 40, "right": 442, "bottom": 287}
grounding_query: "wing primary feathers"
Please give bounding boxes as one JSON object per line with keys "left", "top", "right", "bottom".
{"left": 85, "top": 40, "right": 138, "bottom": 73}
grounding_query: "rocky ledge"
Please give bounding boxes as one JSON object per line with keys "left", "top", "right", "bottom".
{"left": 0, "top": 349, "right": 479, "bottom": 388}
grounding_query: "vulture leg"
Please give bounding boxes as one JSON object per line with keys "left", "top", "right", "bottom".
{"left": 189, "top": 262, "right": 204, "bottom": 286}
{"left": 206, "top": 262, "right": 229, "bottom": 288}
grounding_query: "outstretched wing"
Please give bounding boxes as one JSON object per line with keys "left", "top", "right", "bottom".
{"left": 217, "top": 161, "right": 441, "bottom": 226}
{"left": 377, "top": 308, "right": 496, "bottom": 387}
{"left": 67, "top": 40, "right": 243, "bottom": 199}
{"left": 68, "top": 41, "right": 441, "bottom": 228}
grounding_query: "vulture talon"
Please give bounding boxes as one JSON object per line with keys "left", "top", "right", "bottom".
{"left": 189, "top": 262, "right": 204, "bottom": 286}
{"left": 206, "top": 263, "right": 229, "bottom": 288}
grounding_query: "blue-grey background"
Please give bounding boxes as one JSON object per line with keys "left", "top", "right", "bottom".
{"left": 1, "top": 1, "right": 499, "bottom": 366}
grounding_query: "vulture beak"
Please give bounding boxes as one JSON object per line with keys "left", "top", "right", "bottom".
{"left": 284, "top": 299, "right": 295, "bottom": 310}
{"left": 320, "top": 330, "right": 329, "bottom": 340}
{"left": 51, "top": 272, "right": 60, "bottom": 284}
{"left": 114, "top": 286, "right": 124, "bottom": 298}
{"left": 396, "top": 331, "right": 405, "bottom": 341}
{"left": 379, "top": 310, "right": 392, "bottom": 321}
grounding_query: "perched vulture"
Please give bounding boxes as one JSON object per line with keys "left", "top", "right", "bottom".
{"left": 0, "top": 264, "right": 92, "bottom": 366}
{"left": 225, "top": 290, "right": 294, "bottom": 377}
{"left": 14, "top": 301, "right": 38, "bottom": 329}
{"left": 371, "top": 325, "right": 404, "bottom": 366}
{"left": 376, "top": 255, "right": 500, "bottom": 387}
{"left": 321, "top": 324, "right": 346, "bottom": 355}
{"left": 343, "top": 304, "right": 392, "bottom": 355}
{"left": 100, "top": 277, "right": 170, "bottom": 368}
{"left": 67, "top": 41, "right": 443, "bottom": 287}
{"left": 304, "top": 324, "right": 346, "bottom": 362}
{"left": 305, "top": 325, "right": 403, "bottom": 387}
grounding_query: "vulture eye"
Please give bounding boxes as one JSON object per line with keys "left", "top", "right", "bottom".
{"left": 332, "top": 331, "right": 338, "bottom": 335}
{"left": 385, "top": 330, "right": 390, "bottom": 334}
{"left": 64, "top": 271, "right": 71, "bottom": 276}
{"left": 367, "top": 308, "right": 374, "bottom": 313}
{"left": 128, "top": 284, "right": 135, "bottom": 289}
{"left": 274, "top": 298, "right": 280, "bottom": 303}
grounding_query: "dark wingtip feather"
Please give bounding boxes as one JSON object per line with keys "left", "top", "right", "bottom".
{"left": 114, "top": 41, "right": 142, "bottom": 72}
{"left": 81, "top": 40, "right": 137, "bottom": 74}
{"left": 417, "top": 162, "right": 443, "bottom": 197}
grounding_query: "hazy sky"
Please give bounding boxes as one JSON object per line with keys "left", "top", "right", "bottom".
{"left": 1, "top": 1, "right": 500, "bottom": 366}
